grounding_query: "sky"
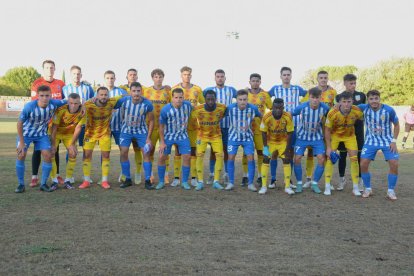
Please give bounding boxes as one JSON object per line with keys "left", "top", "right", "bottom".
{"left": 0, "top": 0, "right": 413, "bottom": 89}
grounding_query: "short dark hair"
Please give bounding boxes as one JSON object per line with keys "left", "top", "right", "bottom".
{"left": 127, "top": 68, "right": 137, "bottom": 74}
{"left": 337, "top": 91, "right": 353, "bottom": 101}
{"left": 215, "top": 69, "right": 225, "bottom": 75}
{"left": 172, "top": 88, "right": 184, "bottom": 96}
{"left": 42, "top": 60, "right": 55, "bottom": 68}
{"left": 97, "top": 86, "right": 109, "bottom": 94}
{"left": 151, "top": 68, "right": 164, "bottom": 78}
{"left": 317, "top": 70, "right": 328, "bottom": 76}
{"left": 308, "top": 87, "right": 322, "bottom": 98}
{"left": 343, "top": 74, "right": 357, "bottom": 82}
{"left": 367, "top": 90, "right": 380, "bottom": 98}
{"left": 130, "top": 82, "right": 142, "bottom": 89}
{"left": 236, "top": 89, "right": 248, "bottom": 97}
{"left": 250, "top": 73, "right": 261, "bottom": 80}
{"left": 70, "top": 65, "right": 81, "bottom": 72}
{"left": 68, "top": 93, "right": 80, "bottom": 100}
{"left": 204, "top": 90, "right": 217, "bottom": 99}
{"left": 37, "top": 85, "right": 51, "bottom": 93}
{"left": 104, "top": 70, "right": 115, "bottom": 77}
{"left": 280, "top": 67, "right": 292, "bottom": 74}
{"left": 273, "top": 98, "right": 284, "bottom": 105}
{"left": 180, "top": 66, "right": 192, "bottom": 73}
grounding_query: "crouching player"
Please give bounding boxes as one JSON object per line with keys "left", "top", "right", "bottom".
{"left": 225, "top": 89, "right": 262, "bottom": 191}
{"left": 118, "top": 82, "right": 155, "bottom": 190}
{"left": 324, "top": 92, "right": 363, "bottom": 196}
{"left": 15, "top": 85, "right": 66, "bottom": 193}
{"left": 259, "top": 98, "right": 294, "bottom": 195}
{"left": 192, "top": 90, "right": 226, "bottom": 190}
{"left": 359, "top": 90, "right": 400, "bottom": 200}
{"left": 50, "top": 93, "right": 85, "bottom": 190}
{"left": 291, "top": 88, "right": 330, "bottom": 194}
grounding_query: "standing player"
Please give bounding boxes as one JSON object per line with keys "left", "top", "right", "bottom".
{"left": 302, "top": 71, "right": 337, "bottom": 187}
{"left": 401, "top": 104, "right": 414, "bottom": 149}
{"left": 156, "top": 88, "right": 193, "bottom": 190}
{"left": 118, "top": 82, "right": 155, "bottom": 190}
{"left": 259, "top": 98, "right": 294, "bottom": 195}
{"left": 172, "top": 66, "right": 204, "bottom": 187}
{"left": 225, "top": 89, "right": 262, "bottom": 191}
{"left": 50, "top": 93, "right": 85, "bottom": 190}
{"left": 30, "top": 60, "right": 65, "bottom": 187}
{"left": 78, "top": 87, "right": 127, "bottom": 189}
{"left": 336, "top": 74, "right": 366, "bottom": 191}
{"left": 324, "top": 92, "right": 363, "bottom": 196}
{"left": 358, "top": 90, "right": 400, "bottom": 200}
{"left": 15, "top": 85, "right": 66, "bottom": 193}
{"left": 268, "top": 67, "right": 307, "bottom": 188}
{"left": 291, "top": 88, "right": 330, "bottom": 193}
{"left": 203, "top": 69, "right": 237, "bottom": 185}
{"left": 192, "top": 90, "right": 226, "bottom": 190}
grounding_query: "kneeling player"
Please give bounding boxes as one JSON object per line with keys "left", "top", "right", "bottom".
{"left": 259, "top": 98, "right": 294, "bottom": 195}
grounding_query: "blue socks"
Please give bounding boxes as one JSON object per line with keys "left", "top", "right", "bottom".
{"left": 16, "top": 159, "right": 25, "bottom": 186}
{"left": 158, "top": 165, "right": 166, "bottom": 183}
{"left": 228, "top": 160, "right": 235, "bottom": 184}
{"left": 143, "top": 162, "right": 152, "bottom": 181}
{"left": 247, "top": 160, "right": 255, "bottom": 185}
{"left": 224, "top": 160, "right": 228, "bottom": 173}
{"left": 209, "top": 160, "right": 215, "bottom": 174}
{"left": 361, "top": 172, "right": 371, "bottom": 189}
{"left": 270, "top": 159, "right": 277, "bottom": 181}
{"left": 41, "top": 162, "right": 52, "bottom": 185}
{"left": 388, "top": 173, "right": 398, "bottom": 190}
{"left": 121, "top": 161, "right": 131, "bottom": 180}
{"left": 294, "top": 163, "right": 302, "bottom": 182}
{"left": 182, "top": 166, "right": 190, "bottom": 183}
{"left": 313, "top": 164, "right": 324, "bottom": 182}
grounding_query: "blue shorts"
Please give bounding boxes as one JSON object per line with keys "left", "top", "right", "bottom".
{"left": 361, "top": 144, "right": 400, "bottom": 161}
{"left": 164, "top": 138, "right": 191, "bottom": 155}
{"left": 16, "top": 135, "right": 51, "bottom": 151}
{"left": 294, "top": 139, "right": 325, "bottom": 156}
{"left": 111, "top": 131, "right": 121, "bottom": 145}
{"left": 119, "top": 132, "right": 147, "bottom": 148}
{"left": 227, "top": 140, "right": 255, "bottom": 156}
{"left": 78, "top": 126, "right": 85, "bottom": 147}
{"left": 221, "top": 128, "right": 229, "bottom": 148}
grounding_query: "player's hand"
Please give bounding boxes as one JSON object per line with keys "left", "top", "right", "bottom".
{"left": 158, "top": 142, "right": 166, "bottom": 155}
{"left": 68, "top": 144, "right": 78, "bottom": 157}
{"left": 390, "top": 142, "right": 398, "bottom": 153}
{"left": 50, "top": 146, "right": 57, "bottom": 156}
{"left": 263, "top": 146, "right": 270, "bottom": 157}
{"left": 283, "top": 148, "right": 292, "bottom": 160}
{"left": 326, "top": 148, "right": 332, "bottom": 159}
{"left": 16, "top": 142, "right": 25, "bottom": 158}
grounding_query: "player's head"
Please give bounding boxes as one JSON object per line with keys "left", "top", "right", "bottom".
{"left": 204, "top": 90, "right": 217, "bottom": 108}
{"left": 236, "top": 89, "right": 249, "bottom": 110}
{"left": 130, "top": 82, "right": 142, "bottom": 101}
{"left": 151, "top": 68, "right": 165, "bottom": 86}
{"left": 272, "top": 98, "right": 284, "bottom": 119}
{"left": 249, "top": 73, "right": 261, "bottom": 89}
{"left": 337, "top": 91, "right": 353, "bottom": 112}
{"left": 96, "top": 86, "right": 109, "bottom": 104}
{"left": 37, "top": 85, "right": 51, "bottom": 107}
{"left": 67, "top": 93, "right": 81, "bottom": 113}
{"left": 70, "top": 65, "right": 82, "bottom": 84}
{"left": 126, "top": 68, "right": 138, "bottom": 84}
{"left": 104, "top": 70, "right": 116, "bottom": 88}
{"left": 317, "top": 70, "right": 329, "bottom": 87}
{"left": 42, "top": 60, "right": 56, "bottom": 79}
{"left": 280, "top": 67, "right": 292, "bottom": 85}
{"left": 171, "top": 88, "right": 184, "bottom": 108}
{"left": 308, "top": 87, "right": 322, "bottom": 108}
{"left": 343, "top": 74, "right": 357, "bottom": 92}
{"left": 180, "top": 66, "right": 192, "bottom": 83}
{"left": 367, "top": 90, "right": 381, "bottom": 110}
{"left": 215, "top": 69, "right": 226, "bottom": 86}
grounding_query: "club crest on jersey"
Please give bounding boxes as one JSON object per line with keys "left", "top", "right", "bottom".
{"left": 140, "top": 109, "right": 144, "bottom": 115}
{"left": 355, "top": 95, "right": 361, "bottom": 101}
{"left": 247, "top": 113, "right": 251, "bottom": 118}
{"left": 381, "top": 114, "right": 386, "bottom": 121}
{"left": 319, "top": 113, "right": 324, "bottom": 119}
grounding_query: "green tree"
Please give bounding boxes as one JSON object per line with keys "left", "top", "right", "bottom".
{"left": 0, "top": 80, "right": 26, "bottom": 96}
{"left": 301, "top": 65, "right": 358, "bottom": 91}
{"left": 1, "top": 66, "right": 40, "bottom": 96}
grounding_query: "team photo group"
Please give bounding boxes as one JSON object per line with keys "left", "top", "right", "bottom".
{"left": 15, "top": 60, "right": 401, "bottom": 200}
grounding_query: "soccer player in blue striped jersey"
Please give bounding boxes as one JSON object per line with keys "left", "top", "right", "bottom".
{"left": 118, "top": 82, "right": 155, "bottom": 190}
{"left": 15, "top": 85, "right": 66, "bottom": 193}
{"left": 267, "top": 67, "right": 307, "bottom": 188}
{"left": 203, "top": 69, "right": 237, "bottom": 184}
{"left": 358, "top": 90, "right": 400, "bottom": 200}
{"left": 225, "top": 89, "right": 262, "bottom": 192}
{"left": 157, "top": 88, "right": 193, "bottom": 190}
{"left": 291, "top": 87, "right": 330, "bottom": 194}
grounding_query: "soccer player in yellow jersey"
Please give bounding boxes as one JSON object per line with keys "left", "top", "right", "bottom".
{"left": 245, "top": 73, "right": 272, "bottom": 186}
{"left": 50, "top": 93, "right": 84, "bottom": 190}
{"left": 143, "top": 69, "right": 171, "bottom": 183}
{"left": 172, "top": 66, "right": 204, "bottom": 187}
{"left": 302, "top": 71, "right": 337, "bottom": 187}
{"left": 259, "top": 98, "right": 294, "bottom": 195}
{"left": 324, "top": 92, "right": 363, "bottom": 196}
{"left": 192, "top": 90, "right": 226, "bottom": 191}
{"left": 78, "top": 87, "right": 127, "bottom": 189}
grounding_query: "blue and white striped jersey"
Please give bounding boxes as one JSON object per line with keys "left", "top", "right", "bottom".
{"left": 226, "top": 103, "right": 261, "bottom": 142}
{"left": 62, "top": 83, "right": 95, "bottom": 103}
{"left": 120, "top": 97, "right": 153, "bottom": 135}
{"left": 19, "top": 99, "right": 66, "bottom": 137}
{"left": 358, "top": 104, "right": 398, "bottom": 146}
{"left": 160, "top": 101, "right": 193, "bottom": 141}
{"left": 203, "top": 86, "right": 237, "bottom": 129}
{"left": 268, "top": 85, "right": 307, "bottom": 126}
{"left": 292, "top": 102, "right": 330, "bottom": 141}
{"left": 108, "top": 87, "right": 127, "bottom": 132}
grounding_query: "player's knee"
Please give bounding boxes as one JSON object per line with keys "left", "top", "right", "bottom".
{"left": 350, "top": 155, "right": 358, "bottom": 163}
{"left": 263, "top": 155, "right": 270, "bottom": 164}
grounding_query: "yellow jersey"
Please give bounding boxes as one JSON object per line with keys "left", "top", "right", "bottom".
{"left": 143, "top": 86, "right": 171, "bottom": 129}
{"left": 302, "top": 86, "right": 337, "bottom": 107}
{"left": 192, "top": 103, "right": 226, "bottom": 140}
{"left": 325, "top": 106, "right": 363, "bottom": 138}
{"left": 248, "top": 90, "right": 272, "bottom": 133}
{"left": 260, "top": 111, "right": 294, "bottom": 143}
{"left": 52, "top": 105, "right": 84, "bottom": 136}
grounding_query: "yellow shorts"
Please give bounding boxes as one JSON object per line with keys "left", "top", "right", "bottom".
{"left": 188, "top": 129, "right": 197, "bottom": 148}
{"left": 150, "top": 129, "right": 160, "bottom": 148}
{"left": 253, "top": 131, "right": 264, "bottom": 151}
{"left": 83, "top": 135, "right": 111, "bottom": 151}
{"left": 55, "top": 134, "right": 73, "bottom": 148}
{"left": 331, "top": 135, "right": 358, "bottom": 151}
{"left": 269, "top": 141, "right": 288, "bottom": 159}
{"left": 196, "top": 137, "right": 223, "bottom": 156}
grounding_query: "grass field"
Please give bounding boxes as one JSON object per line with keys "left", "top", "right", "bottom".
{"left": 0, "top": 118, "right": 413, "bottom": 275}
